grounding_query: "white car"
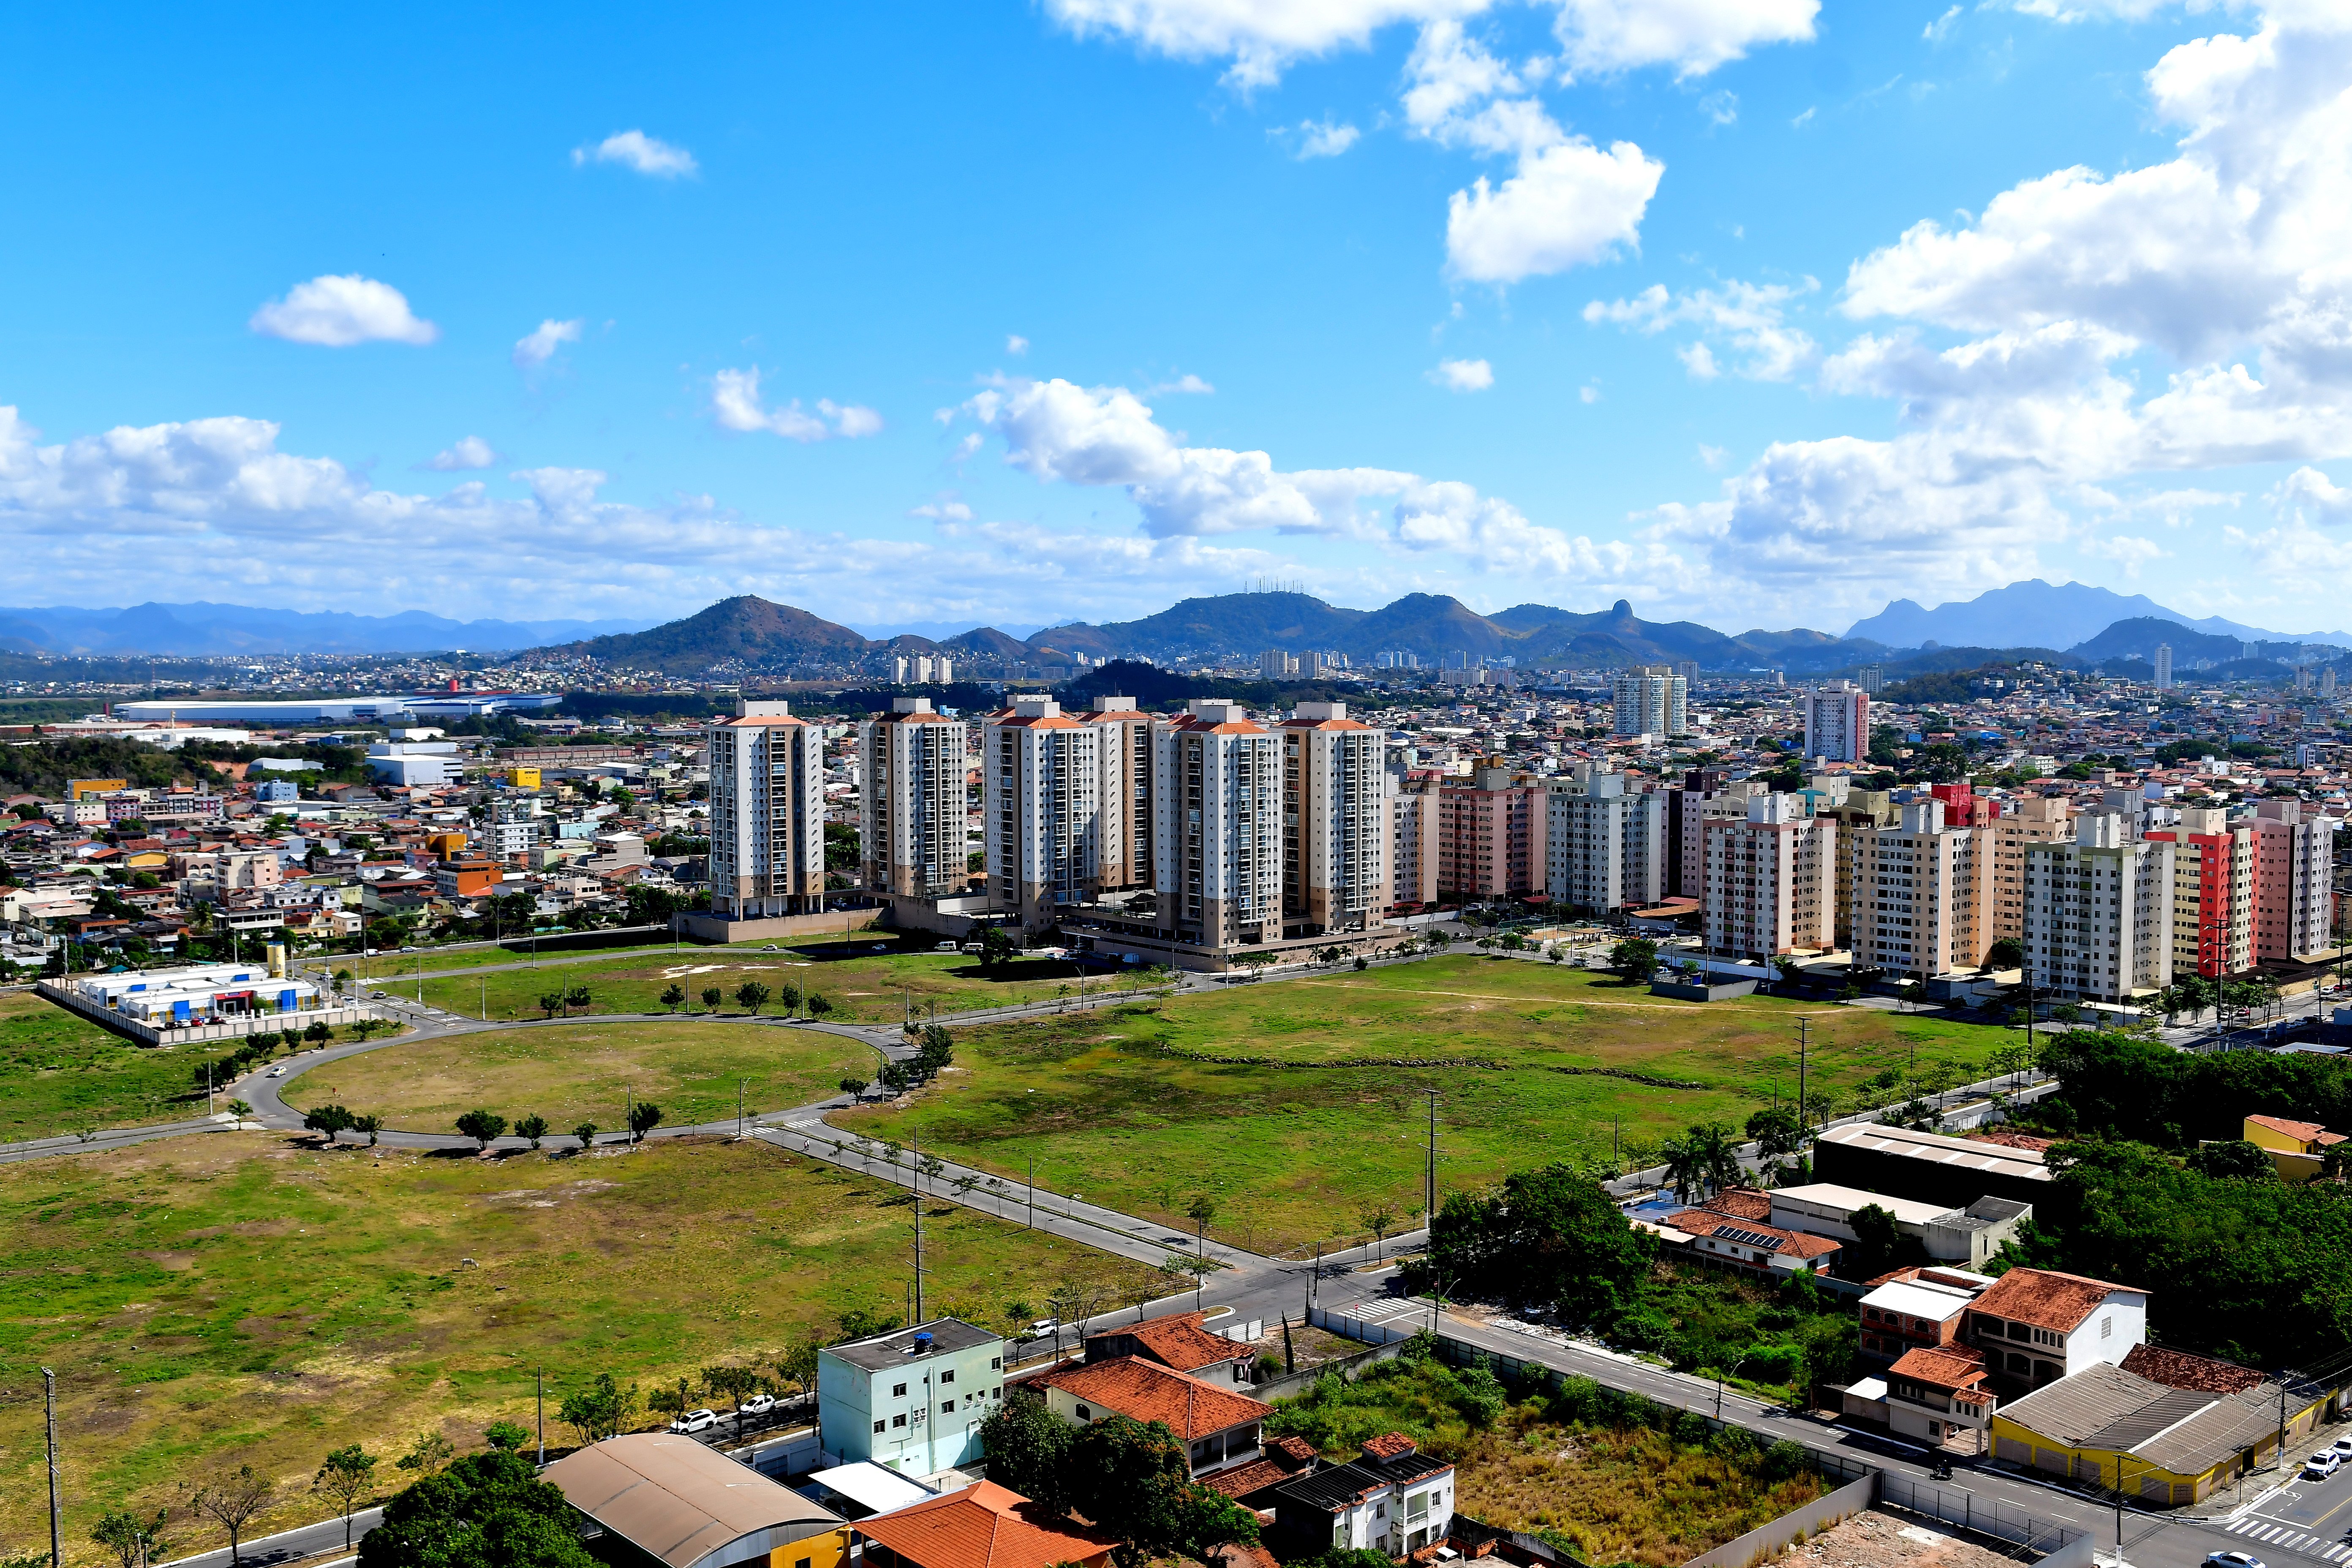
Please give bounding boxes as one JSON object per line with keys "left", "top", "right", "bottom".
{"left": 738, "top": 1394, "right": 777, "bottom": 1417}
{"left": 1027, "top": 1318, "right": 1059, "bottom": 1339}
{"left": 2205, "top": 1553, "right": 2266, "bottom": 1568}
{"left": 267, "top": 1066, "right": 286, "bottom": 1078}
{"left": 668, "top": 1409, "right": 719, "bottom": 1435}
{"left": 2303, "top": 1451, "right": 2340, "bottom": 1480}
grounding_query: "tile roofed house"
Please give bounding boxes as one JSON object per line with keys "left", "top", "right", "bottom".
{"left": 1040, "top": 1358, "right": 1271, "bottom": 1476}
{"left": 1693, "top": 1186, "right": 1774, "bottom": 1222}
{"left": 2242, "top": 1113, "right": 2348, "bottom": 1181}
{"left": 1273, "top": 1436, "right": 1456, "bottom": 1558}
{"left": 1202, "top": 1434, "right": 1320, "bottom": 1504}
{"left": 1964, "top": 1267, "right": 2147, "bottom": 1393}
{"left": 1663, "top": 1207, "right": 1843, "bottom": 1276}
{"left": 852, "top": 1480, "right": 1116, "bottom": 1568}
{"left": 1881, "top": 1346, "right": 1998, "bottom": 1451}
{"left": 2118, "top": 1344, "right": 2268, "bottom": 1396}
{"left": 1083, "top": 1311, "right": 1255, "bottom": 1383}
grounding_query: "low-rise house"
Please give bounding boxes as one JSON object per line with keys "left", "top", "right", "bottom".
{"left": 1963, "top": 1267, "right": 2146, "bottom": 1393}
{"left": 1272, "top": 1433, "right": 1456, "bottom": 1557}
{"left": 1881, "top": 1346, "right": 1999, "bottom": 1451}
{"left": 2240, "top": 1113, "right": 2347, "bottom": 1181}
{"left": 1202, "top": 1433, "right": 1321, "bottom": 1507}
{"left": 1857, "top": 1267, "right": 1995, "bottom": 1366}
{"left": 1082, "top": 1311, "right": 1257, "bottom": 1386}
{"left": 1771, "top": 1182, "right": 2032, "bottom": 1269}
{"left": 1040, "top": 1357, "right": 1271, "bottom": 1478}
{"left": 544, "top": 1432, "right": 852, "bottom": 1568}
{"left": 853, "top": 1480, "right": 1115, "bottom": 1568}
{"left": 1661, "top": 1195, "right": 1843, "bottom": 1277}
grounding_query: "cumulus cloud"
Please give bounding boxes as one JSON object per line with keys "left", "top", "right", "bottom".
{"left": 1142, "top": 373, "right": 1217, "bottom": 395}
{"left": 2272, "top": 466, "right": 2352, "bottom": 526}
{"left": 909, "top": 498, "right": 975, "bottom": 523}
{"left": 248, "top": 275, "right": 437, "bottom": 347}
{"left": 1290, "top": 116, "right": 1362, "bottom": 157}
{"left": 1551, "top": 0, "right": 1819, "bottom": 80}
{"left": 1006, "top": 334, "right": 1030, "bottom": 357}
{"left": 710, "top": 368, "right": 882, "bottom": 442}
{"left": 572, "top": 130, "right": 698, "bottom": 179}
{"left": 1585, "top": 278, "right": 1819, "bottom": 380}
{"left": 512, "top": 318, "right": 583, "bottom": 370}
{"left": 1446, "top": 138, "right": 1663, "bottom": 283}
{"left": 1429, "top": 357, "right": 1495, "bottom": 391}
{"left": 425, "top": 436, "right": 497, "bottom": 472}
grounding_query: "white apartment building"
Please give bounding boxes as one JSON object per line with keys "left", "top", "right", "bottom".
{"left": 2153, "top": 644, "right": 2173, "bottom": 691}
{"left": 1803, "top": 682, "right": 1870, "bottom": 765}
{"left": 1280, "top": 701, "right": 1389, "bottom": 936}
{"left": 1702, "top": 793, "right": 1835, "bottom": 958}
{"left": 706, "top": 699, "right": 829, "bottom": 919}
{"left": 1545, "top": 770, "right": 1665, "bottom": 913}
{"left": 1152, "top": 700, "right": 1282, "bottom": 950}
{"left": 858, "top": 697, "right": 969, "bottom": 900}
{"left": 486, "top": 800, "right": 541, "bottom": 858}
{"left": 1677, "top": 780, "right": 1766, "bottom": 900}
{"left": 890, "top": 653, "right": 953, "bottom": 684}
{"left": 1260, "top": 650, "right": 1299, "bottom": 679}
{"left": 1084, "top": 696, "right": 1154, "bottom": 894}
{"left": 1849, "top": 800, "right": 1991, "bottom": 978}
{"left": 2021, "top": 813, "right": 2175, "bottom": 1002}
{"left": 1611, "top": 666, "right": 1689, "bottom": 737}
{"left": 985, "top": 696, "right": 1100, "bottom": 932}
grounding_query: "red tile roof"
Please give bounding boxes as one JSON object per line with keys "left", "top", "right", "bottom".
{"left": 1971, "top": 1267, "right": 2141, "bottom": 1332}
{"left": 1887, "top": 1345, "right": 1990, "bottom": 1391}
{"left": 1089, "top": 1312, "right": 1250, "bottom": 1374}
{"left": 2247, "top": 1114, "right": 2346, "bottom": 1148}
{"left": 1360, "top": 1432, "right": 1418, "bottom": 1459}
{"left": 1971, "top": 1130, "right": 2057, "bottom": 1152}
{"left": 1696, "top": 1187, "right": 1774, "bottom": 1222}
{"left": 1666, "top": 1210, "right": 1843, "bottom": 1260}
{"left": 1044, "top": 1357, "right": 1272, "bottom": 1441}
{"left": 855, "top": 1482, "right": 1115, "bottom": 1568}
{"left": 2121, "top": 1343, "right": 2268, "bottom": 1396}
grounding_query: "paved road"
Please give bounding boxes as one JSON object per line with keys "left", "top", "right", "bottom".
{"left": 2211, "top": 1453, "right": 2352, "bottom": 1564}
{"left": 156, "top": 1505, "right": 379, "bottom": 1568}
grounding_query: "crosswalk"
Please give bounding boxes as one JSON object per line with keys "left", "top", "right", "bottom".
{"left": 2224, "top": 1513, "right": 2352, "bottom": 1560}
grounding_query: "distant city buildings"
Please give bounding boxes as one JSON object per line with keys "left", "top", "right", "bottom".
{"left": 1610, "top": 665, "right": 1689, "bottom": 738}
{"left": 1803, "top": 681, "right": 1870, "bottom": 765}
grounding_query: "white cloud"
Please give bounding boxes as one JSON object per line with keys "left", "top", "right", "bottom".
{"left": 1585, "top": 277, "right": 1820, "bottom": 380}
{"left": 512, "top": 318, "right": 583, "bottom": 370}
{"left": 248, "top": 275, "right": 437, "bottom": 347}
{"left": 2077, "top": 532, "right": 2167, "bottom": 575}
{"left": 710, "top": 368, "right": 883, "bottom": 442}
{"left": 1551, "top": 0, "right": 1819, "bottom": 79}
{"left": 909, "top": 498, "right": 975, "bottom": 523}
{"left": 1698, "top": 443, "right": 1729, "bottom": 468}
{"left": 2272, "top": 466, "right": 2352, "bottom": 526}
{"left": 1143, "top": 373, "right": 1218, "bottom": 395}
{"left": 1445, "top": 136, "right": 1663, "bottom": 283}
{"left": 1924, "top": 5, "right": 1963, "bottom": 42}
{"left": 1699, "top": 90, "right": 1737, "bottom": 126}
{"left": 572, "top": 130, "right": 698, "bottom": 179}
{"left": 1428, "top": 357, "right": 1495, "bottom": 391}
{"left": 1293, "top": 116, "right": 1363, "bottom": 157}
{"left": 1041, "top": 0, "right": 1495, "bottom": 90}
{"left": 426, "top": 436, "right": 497, "bottom": 472}
{"left": 1006, "top": 334, "right": 1031, "bottom": 357}
{"left": 1580, "top": 383, "right": 1601, "bottom": 403}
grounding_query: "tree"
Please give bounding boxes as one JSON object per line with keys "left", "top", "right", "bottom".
{"left": 1845, "top": 1204, "right": 1905, "bottom": 1280}
{"left": 736, "top": 980, "right": 772, "bottom": 1014}
{"left": 395, "top": 1431, "right": 455, "bottom": 1477}
{"left": 1062, "top": 1414, "right": 1258, "bottom": 1568}
{"left": 773, "top": 1339, "right": 821, "bottom": 1396}
{"left": 1356, "top": 1202, "right": 1397, "bottom": 1261}
{"left": 807, "top": 993, "right": 835, "bottom": 1020}
{"left": 314, "top": 1445, "right": 380, "bottom": 1552}
{"left": 978, "top": 1390, "right": 1075, "bottom": 1511}
{"left": 536, "top": 992, "right": 563, "bottom": 1019}
{"left": 701, "top": 1364, "right": 765, "bottom": 1416}
{"left": 979, "top": 925, "right": 1018, "bottom": 970}
{"left": 357, "top": 1449, "right": 595, "bottom": 1568}
{"left": 572, "top": 1121, "right": 598, "bottom": 1150}
{"left": 186, "top": 1464, "right": 274, "bottom": 1568}
{"left": 484, "top": 1420, "right": 531, "bottom": 1452}
{"left": 1185, "top": 1192, "right": 1218, "bottom": 1252}
{"left": 1426, "top": 1163, "right": 1655, "bottom": 1328}
{"left": 778, "top": 980, "right": 804, "bottom": 1017}
{"left": 563, "top": 985, "right": 591, "bottom": 1015}
{"left": 557, "top": 1373, "right": 639, "bottom": 1445}
{"left": 659, "top": 983, "right": 686, "bottom": 1013}
{"left": 305, "top": 1018, "right": 333, "bottom": 1044}
{"left": 279, "top": 1026, "right": 303, "bottom": 1053}
{"left": 700, "top": 985, "right": 724, "bottom": 1013}
{"left": 92, "top": 1508, "right": 171, "bottom": 1568}
{"left": 838, "top": 1077, "right": 868, "bottom": 1102}
{"left": 628, "top": 1100, "right": 663, "bottom": 1143}
{"left": 1984, "top": 936, "right": 2024, "bottom": 972}
{"left": 351, "top": 1113, "right": 384, "bottom": 1146}
{"left": 304, "top": 1103, "right": 357, "bottom": 1143}
{"left": 455, "top": 1109, "right": 507, "bottom": 1149}
{"left": 2184, "top": 1140, "right": 2278, "bottom": 1181}
{"left": 917, "top": 1024, "right": 955, "bottom": 1078}
{"left": 514, "top": 1114, "right": 551, "bottom": 1150}
{"left": 1608, "top": 937, "right": 1658, "bottom": 985}
{"left": 1745, "top": 1106, "right": 1805, "bottom": 1164}
{"left": 228, "top": 1098, "right": 253, "bottom": 1121}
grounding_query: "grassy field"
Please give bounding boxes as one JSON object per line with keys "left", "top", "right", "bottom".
{"left": 0, "top": 990, "right": 212, "bottom": 1140}
{"left": 834, "top": 956, "right": 2008, "bottom": 1255}
{"left": 0, "top": 1132, "right": 1158, "bottom": 1562}
{"left": 403, "top": 945, "right": 1156, "bottom": 1026}
{"left": 336, "top": 939, "right": 691, "bottom": 979}
{"left": 286, "top": 1021, "right": 876, "bottom": 1132}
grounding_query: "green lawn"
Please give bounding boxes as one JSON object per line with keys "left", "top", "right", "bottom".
{"left": 0, "top": 990, "right": 209, "bottom": 1140}
{"left": 335, "top": 939, "right": 692, "bottom": 980}
{"left": 0, "top": 1132, "right": 1157, "bottom": 1559}
{"left": 286, "top": 1021, "right": 876, "bottom": 1132}
{"left": 407, "top": 945, "right": 1156, "bottom": 1026}
{"left": 834, "top": 956, "right": 2009, "bottom": 1255}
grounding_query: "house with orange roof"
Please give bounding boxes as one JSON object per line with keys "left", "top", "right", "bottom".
{"left": 1881, "top": 1345, "right": 1999, "bottom": 1451}
{"left": 1963, "top": 1266, "right": 2145, "bottom": 1393}
{"left": 1040, "top": 1356, "right": 1272, "bottom": 1478}
{"left": 1083, "top": 1311, "right": 1256, "bottom": 1386}
{"left": 853, "top": 1480, "right": 1116, "bottom": 1568}
{"left": 1661, "top": 1204, "right": 1843, "bottom": 1277}
{"left": 2241, "top": 1113, "right": 2347, "bottom": 1182}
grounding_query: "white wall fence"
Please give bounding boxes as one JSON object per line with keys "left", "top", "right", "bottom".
{"left": 35, "top": 980, "right": 382, "bottom": 1048}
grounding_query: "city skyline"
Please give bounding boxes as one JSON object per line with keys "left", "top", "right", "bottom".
{"left": 4, "top": 3, "right": 2349, "bottom": 634}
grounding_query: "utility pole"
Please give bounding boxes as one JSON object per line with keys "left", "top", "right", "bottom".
{"left": 626, "top": 1087, "right": 634, "bottom": 1147}
{"left": 45, "top": 1366, "right": 60, "bottom": 1568}
{"left": 1027, "top": 1153, "right": 1035, "bottom": 1229}
{"left": 1425, "top": 1089, "right": 1438, "bottom": 1233}
{"left": 536, "top": 1368, "right": 545, "bottom": 1468}
{"left": 1797, "top": 1016, "right": 1809, "bottom": 1131}
{"left": 913, "top": 1130, "right": 925, "bottom": 1323}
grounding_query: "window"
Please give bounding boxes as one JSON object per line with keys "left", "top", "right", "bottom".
{"left": 874, "top": 1420, "right": 886, "bottom": 1434}
{"left": 994, "top": 1386, "right": 1003, "bottom": 1399}
{"left": 1075, "top": 1404, "right": 1092, "bottom": 1421}
{"left": 893, "top": 1382, "right": 907, "bottom": 1397}
{"left": 991, "top": 1356, "right": 1002, "bottom": 1369}
{"left": 942, "top": 1402, "right": 955, "bottom": 1415}
{"left": 893, "top": 1414, "right": 906, "bottom": 1428}
{"left": 940, "top": 1370, "right": 955, "bottom": 1385}
{"left": 2100, "top": 1316, "right": 2112, "bottom": 1339}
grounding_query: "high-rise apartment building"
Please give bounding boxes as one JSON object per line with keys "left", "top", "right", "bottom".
{"left": 1438, "top": 760, "right": 1545, "bottom": 899}
{"left": 1802, "top": 681, "right": 1870, "bottom": 765}
{"left": 1611, "top": 666, "right": 1689, "bottom": 738}
{"left": 1390, "top": 771, "right": 1441, "bottom": 908}
{"left": 707, "top": 699, "right": 828, "bottom": 920}
{"left": 1151, "top": 700, "right": 1282, "bottom": 949}
{"left": 1279, "top": 701, "right": 1388, "bottom": 935}
{"left": 2021, "top": 814, "right": 2174, "bottom": 1003}
{"left": 1545, "top": 770, "right": 1665, "bottom": 913}
{"left": 985, "top": 695, "right": 1101, "bottom": 932}
{"left": 1990, "top": 796, "right": 2071, "bottom": 947}
{"left": 1678, "top": 780, "right": 1767, "bottom": 899}
{"left": 2153, "top": 644, "right": 2173, "bottom": 691}
{"left": 859, "top": 697, "right": 969, "bottom": 900}
{"left": 1259, "top": 650, "right": 1299, "bottom": 679}
{"left": 1818, "top": 788, "right": 1895, "bottom": 947}
{"left": 1857, "top": 665, "right": 1885, "bottom": 697}
{"left": 2251, "top": 800, "right": 2338, "bottom": 960}
{"left": 1084, "top": 696, "right": 1154, "bottom": 894}
{"left": 2145, "top": 806, "right": 2253, "bottom": 979}
{"left": 1701, "top": 794, "right": 1835, "bottom": 958}
{"left": 1848, "top": 801, "right": 1991, "bottom": 978}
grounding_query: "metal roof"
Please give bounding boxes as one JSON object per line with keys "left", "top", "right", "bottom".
{"left": 544, "top": 1435, "right": 845, "bottom": 1568}
{"left": 1816, "top": 1122, "right": 2052, "bottom": 1181}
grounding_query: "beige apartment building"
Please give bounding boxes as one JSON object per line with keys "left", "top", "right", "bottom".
{"left": 706, "top": 699, "right": 829, "bottom": 919}
{"left": 1279, "top": 701, "right": 1389, "bottom": 936}
{"left": 1848, "top": 800, "right": 1991, "bottom": 978}
{"left": 1701, "top": 793, "right": 1836, "bottom": 958}
{"left": 985, "top": 695, "right": 1101, "bottom": 933}
{"left": 858, "top": 696, "right": 969, "bottom": 900}
{"left": 1085, "top": 696, "right": 1155, "bottom": 894}
{"left": 2021, "top": 813, "right": 2175, "bottom": 1003}
{"left": 1990, "top": 796, "right": 2070, "bottom": 945}
{"left": 1391, "top": 771, "right": 1440, "bottom": 908}
{"left": 1150, "top": 699, "right": 1282, "bottom": 950}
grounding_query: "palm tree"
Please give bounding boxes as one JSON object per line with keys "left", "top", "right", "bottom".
{"left": 1661, "top": 1134, "right": 1707, "bottom": 1204}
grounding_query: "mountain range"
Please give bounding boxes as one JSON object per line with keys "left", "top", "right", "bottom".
{"left": 0, "top": 602, "right": 651, "bottom": 657}
{"left": 1845, "top": 580, "right": 2350, "bottom": 651}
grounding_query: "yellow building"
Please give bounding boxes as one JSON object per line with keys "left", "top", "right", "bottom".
{"left": 68, "top": 778, "right": 130, "bottom": 799}
{"left": 1988, "top": 1353, "right": 2323, "bottom": 1504}
{"left": 504, "top": 765, "right": 542, "bottom": 789}
{"left": 2242, "top": 1114, "right": 2346, "bottom": 1182}
{"left": 423, "top": 831, "right": 468, "bottom": 861}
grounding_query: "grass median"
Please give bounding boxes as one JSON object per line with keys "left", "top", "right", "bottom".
{"left": 0, "top": 1131, "right": 1157, "bottom": 1555}
{"left": 286, "top": 1020, "right": 876, "bottom": 1132}
{"left": 834, "top": 955, "right": 2008, "bottom": 1255}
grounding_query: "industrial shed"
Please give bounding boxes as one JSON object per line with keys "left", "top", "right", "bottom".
{"left": 544, "top": 1434, "right": 851, "bottom": 1568}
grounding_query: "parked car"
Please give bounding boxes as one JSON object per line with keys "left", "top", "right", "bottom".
{"left": 2333, "top": 1438, "right": 2352, "bottom": 1459}
{"left": 935, "top": 941, "right": 958, "bottom": 953}
{"left": 738, "top": 1394, "right": 777, "bottom": 1417}
{"left": 2303, "top": 1451, "right": 2340, "bottom": 1480}
{"left": 668, "top": 1409, "right": 719, "bottom": 1435}
{"left": 2204, "top": 1553, "right": 2266, "bottom": 1568}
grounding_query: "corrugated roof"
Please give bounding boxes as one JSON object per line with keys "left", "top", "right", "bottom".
{"left": 1816, "top": 1122, "right": 2052, "bottom": 1181}
{"left": 1998, "top": 1363, "right": 2169, "bottom": 1446}
{"left": 544, "top": 1435, "right": 844, "bottom": 1568}
{"left": 2082, "top": 1387, "right": 2214, "bottom": 1451}
{"left": 854, "top": 1481, "right": 1116, "bottom": 1568}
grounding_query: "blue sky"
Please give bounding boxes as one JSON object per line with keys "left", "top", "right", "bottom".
{"left": 4, "top": 1, "right": 2350, "bottom": 638}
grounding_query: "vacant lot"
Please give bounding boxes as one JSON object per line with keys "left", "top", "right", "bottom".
{"left": 0, "top": 989, "right": 209, "bottom": 1140}
{"left": 287, "top": 1021, "right": 874, "bottom": 1132}
{"left": 0, "top": 1132, "right": 1155, "bottom": 1557}
{"left": 405, "top": 945, "right": 1149, "bottom": 1025}
{"left": 835, "top": 957, "right": 2004, "bottom": 1254}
